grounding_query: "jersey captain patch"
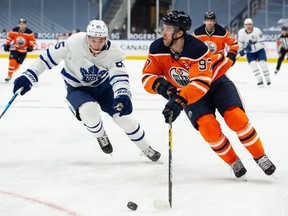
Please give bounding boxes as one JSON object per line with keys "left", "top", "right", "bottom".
{"left": 169, "top": 67, "right": 189, "bottom": 87}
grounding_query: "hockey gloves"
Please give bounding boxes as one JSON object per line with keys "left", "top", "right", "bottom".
{"left": 13, "top": 70, "right": 38, "bottom": 95}
{"left": 27, "top": 46, "right": 33, "bottom": 52}
{"left": 239, "top": 40, "right": 253, "bottom": 56}
{"left": 152, "top": 77, "right": 177, "bottom": 100}
{"left": 113, "top": 95, "right": 132, "bottom": 117}
{"left": 226, "top": 51, "right": 236, "bottom": 65}
{"left": 162, "top": 94, "right": 187, "bottom": 123}
{"left": 4, "top": 44, "right": 10, "bottom": 52}
{"left": 239, "top": 49, "right": 246, "bottom": 56}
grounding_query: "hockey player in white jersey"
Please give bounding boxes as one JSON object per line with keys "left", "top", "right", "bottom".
{"left": 238, "top": 18, "right": 271, "bottom": 86}
{"left": 12, "top": 20, "right": 161, "bottom": 162}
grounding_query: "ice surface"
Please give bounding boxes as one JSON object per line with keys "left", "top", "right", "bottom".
{"left": 0, "top": 58, "right": 287, "bottom": 216}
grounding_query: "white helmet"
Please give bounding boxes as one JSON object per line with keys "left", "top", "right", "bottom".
{"left": 244, "top": 18, "right": 253, "bottom": 25}
{"left": 87, "top": 20, "right": 108, "bottom": 37}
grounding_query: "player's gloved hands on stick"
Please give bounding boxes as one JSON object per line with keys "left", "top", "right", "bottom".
{"left": 27, "top": 46, "right": 33, "bottom": 52}
{"left": 162, "top": 94, "right": 187, "bottom": 123}
{"left": 113, "top": 95, "right": 132, "bottom": 116}
{"left": 4, "top": 44, "right": 10, "bottom": 52}
{"left": 152, "top": 77, "right": 177, "bottom": 100}
{"left": 13, "top": 70, "right": 38, "bottom": 95}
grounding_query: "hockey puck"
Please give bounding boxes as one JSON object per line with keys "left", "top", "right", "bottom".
{"left": 127, "top": 201, "right": 138, "bottom": 211}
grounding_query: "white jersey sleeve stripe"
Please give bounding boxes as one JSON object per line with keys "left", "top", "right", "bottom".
{"left": 39, "top": 55, "right": 52, "bottom": 69}
{"left": 61, "top": 69, "right": 81, "bottom": 83}
{"left": 46, "top": 49, "right": 58, "bottom": 66}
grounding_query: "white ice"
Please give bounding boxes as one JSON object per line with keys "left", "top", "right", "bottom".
{"left": 0, "top": 58, "right": 287, "bottom": 216}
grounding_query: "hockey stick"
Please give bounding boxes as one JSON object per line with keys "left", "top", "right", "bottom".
{"left": 0, "top": 89, "right": 22, "bottom": 120}
{"left": 154, "top": 111, "right": 173, "bottom": 209}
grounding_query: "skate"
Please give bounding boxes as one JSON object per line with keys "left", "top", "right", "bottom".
{"left": 265, "top": 77, "right": 271, "bottom": 86}
{"left": 142, "top": 146, "right": 161, "bottom": 162}
{"left": 255, "top": 154, "right": 276, "bottom": 175}
{"left": 231, "top": 158, "right": 247, "bottom": 178}
{"left": 97, "top": 131, "right": 113, "bottom": 154}
{"left": 257, "top": 81, "right": 264, "bottom": 87}
{"left": 4, "top": 76, "right": 12, "bottom": 82}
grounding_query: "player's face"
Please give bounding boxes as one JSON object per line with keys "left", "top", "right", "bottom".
{"left": 244, "top": 24, "right": 253, "bottom": 32}
{"left": 18, "top": 23, "right": 26, "bottom": 32}
{"left": 162, "top": 24, "right": 175, "bottom": 47}
{"left": 88, "top": 36, "right": 106, "bottom": 52}
{"left": 282, "top": 30, "right": 287, "bottom": 35}
{"left": 204, "top": 19, "right": 216, "bottom": 31}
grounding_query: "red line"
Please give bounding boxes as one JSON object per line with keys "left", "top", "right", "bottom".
{"left": 0, "top": 190, "right": 82, "bottom": 216}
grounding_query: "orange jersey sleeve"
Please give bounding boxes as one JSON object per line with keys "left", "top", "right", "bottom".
{"left": 6, "top": 27, "right": 36, "bottom": 53}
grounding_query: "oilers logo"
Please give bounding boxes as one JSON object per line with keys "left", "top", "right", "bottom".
{"left": 16, "top": 36, "right": 26, "bottom": 46}
{"left": 204, "top": 41, "right": 217, "bottom": 54}
{"left": 169, "top": 67, "right": 189, "bottom": 87}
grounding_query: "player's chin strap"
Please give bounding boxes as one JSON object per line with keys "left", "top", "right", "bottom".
{"left": 169, "top": 32, "right": 186, "bottom": 60}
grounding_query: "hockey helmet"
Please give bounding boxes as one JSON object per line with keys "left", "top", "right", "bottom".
{"left": 19, "top": 18, "right": 27, "bottom": 24}
{"left": 162, "top": 10, "right": 192, "bottom": 31}
{"left": 244, "top": 18, "right": 253, "bottom": 25}
{"left": 87, "top": 20, "right": 108, "bottom": 37}
{"left": 204, "top": 11, "right": 216, "bottom": 20}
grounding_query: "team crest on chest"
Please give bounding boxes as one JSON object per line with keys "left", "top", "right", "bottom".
{"left": 80, "top": 65, "right": 107, "bottom": 82}
{"left": 169, "top": 67, "right": 189, "bottom": 87}
{"left": 16, "top": 36, "right": 26, "bottom": 46}
{"left": 204, "top": 41, "right": 217, "bottom": 54}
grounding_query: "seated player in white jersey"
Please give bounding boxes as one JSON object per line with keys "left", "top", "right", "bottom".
{"left": 12, "top": 20, "right": 161, "bottom": 162}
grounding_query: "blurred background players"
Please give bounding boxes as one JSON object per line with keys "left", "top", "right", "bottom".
{"left": 193, "top": 11, "right": 239, "bottom": 65}
{"left": 238, "top": 18, "right": 271, "bottom": 86}
{"left": 275, "top": 26, "right": 288, "bottom": 74}
{"left": 3, "top": 18, "right": 36, "bottom": 82}
{"left": 142, "top": 10, "right": 276, "bottom": 178}
{"left": 12, "top": 20, "right": 161, "bottom": 162}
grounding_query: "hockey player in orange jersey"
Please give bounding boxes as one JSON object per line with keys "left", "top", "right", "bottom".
{"left": 193, "top": 11, "right": 239, "bottom": 65}
{"left": 142, "top": 10, "right": 276, "bottom": 178}
{"left": 3, "top": 18, "right": 36, "bottom": 82}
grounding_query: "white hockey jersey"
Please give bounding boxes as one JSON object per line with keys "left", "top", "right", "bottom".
{"left": 28, "top": 32, "right": 130, "bottom": 97}
{"left": 238, "top": 27, "right": 265, "bottom": 53}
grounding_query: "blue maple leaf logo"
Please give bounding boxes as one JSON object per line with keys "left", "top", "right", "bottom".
{"left": 80, "top": 65, "right": 107, "bottom": 82}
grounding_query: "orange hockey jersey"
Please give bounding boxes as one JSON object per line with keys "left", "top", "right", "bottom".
{"left": 5, "top": 27, "right": 36, "bottom": 53}
{"left": 193, "top": 24, "right": 239, "bottom": 56}
{"left": 142, "top": 34, "right": 233, "bottom": 105}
